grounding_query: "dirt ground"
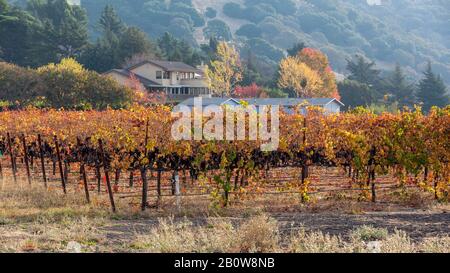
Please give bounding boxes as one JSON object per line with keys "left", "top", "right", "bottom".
{"left": 0, "top": 173, "right": 449, "bottom": 252}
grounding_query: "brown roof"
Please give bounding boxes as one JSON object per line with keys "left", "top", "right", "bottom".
{"left": 104, "top": 69, "right": 161, "bottom": 87}
{"left": 127, "top": 60, "right": 202, "bottom": 73}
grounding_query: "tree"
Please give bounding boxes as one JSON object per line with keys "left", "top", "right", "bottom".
{"left": 206, "top": 42, "right": 243, "bottom": 97}
{"left": 85, "top": 70, "right": 132, "bottom": 109}
{"left": 297, "top": 48, "right": 340, "bottom": 99}
{"left": 416, "top": 62, "right": 449, "bottom": 112}
{"left": 37, "top": 58, "right": 131, "bottom": 109}
{"left": 241, "top": 50, "right": 262, "bottom": 86}
{"left": 234, "top": 83, "right": 263, "bottom": 98}
{"left": 81, "top": 34, "right": 120, "bottom": 72}
{"left": 37, "top": 57, "right": 89, "bottom": 108}
{"left": 278, "top": 56, "right": 324, "bottom": 98}
{"left": 203, "top": 19, "right": 232, "bottom": 41}
{"left": 287, "top": 42, "right": 306, "bottom": 57}
{"left": 346, "top": 55, "right": 381, "bottom": 87}
{"left": 0, "top": 1, "right": 43, "bottom": 66}
{"left": 27, "top": 0, "right": 89, "bottom": 63}
{"left": 157, "top": 32, "right": 201, "bottom": 65}
{"left": 263, "top": 88, "right": 288, "bottom": 98}
{"left": 98, "top": 4, "right": 125, "bottom": 36}
{"left": 118, "top": 27, "right": 161, "bottom": 67}
{"left": 0, "top": 61, "right": 43, "bottom": 107}
{"left": 386, "top": 64, "right": 415, "bottom": 108}
{"left": 201, "top": 37, "right": 219, "bottom": 62}
{"left": 338, "top": 80, "right": 378, "bottom": 109}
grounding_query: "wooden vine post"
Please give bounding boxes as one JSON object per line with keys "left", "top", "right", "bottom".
{"left": 77, "top": 138, "right": 90, "bottom": 203}
{"left": 368, "top": 146, "right": 376, "bottom": 203}
{"left": 95, "top": 158, "right": 101, "bottom": 193}
{"left": 129, "top": 170, "right": 134, "bottom": 187}
{"left": 156, "top": 164, "right": 162, "bottom": 207}
{"left": 37, "top": 134, "right": 47, "bottom": 187}
{"left": 301, "top": 116, "right": 308, "bottom": 183}
{"left": 7, "top": 133, "right": 17, "bottom": 183}
{"left": 54, "top": 135, "right": 66, "bottom": 194}
{"left": 0, "top": 154, "right": 3, "bottom": 182}
{"left": 141, "top": 119, "right": 150, "bottom": 211}
{"left": 21, "top": 134, "right": 32, "bottom": 185}
{"left": 98, "top": 139, "right": 116, "bottom": 212}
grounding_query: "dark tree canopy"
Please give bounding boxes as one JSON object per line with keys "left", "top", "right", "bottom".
{"left": 416, "top": 63, "right": 449, "bottom": 112}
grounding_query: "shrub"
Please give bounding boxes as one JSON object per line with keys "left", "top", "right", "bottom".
{"left": 236, "top": 214, "right": 279, "bottom": 253}
{"left": 236, "top": 24, "right": 262, "bottom": 38}
{"left": 350, "top": 226, "right": 389, "bottom": 242}
{"left": 203, "top": 20, "right": 232, "bottom": 41}
{"left": 205, "top": 7, "right": 217, "bottom": 19}
{"left": 223, "top": 2, "right": 244, "bottom": 19}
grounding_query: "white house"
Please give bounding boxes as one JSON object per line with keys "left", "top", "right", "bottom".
{"left": 104, "top": 60, "right": 211, "bottom": 102}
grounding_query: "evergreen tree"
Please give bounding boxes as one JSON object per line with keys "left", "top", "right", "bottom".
{"left": 0, "top": 0, "right": 43, "bottom": 66}
{"left": 287, "top": 42, "right": 306, "bottom": 57}
{"left": 118, "top": 26, "right": 161, "bottom": 65}
{"left": 98, "top": 4, "right": 124, "bottom": 36}
{"left": 179, "top": 40, "right": 194, "bottom": 64}
{"left": 82, "top": 5, "right": 124, "bottom": 72}
{"left": 346, "top": 55, "right": 381, "bottom": 86}
{"left": 338, "top": 80, "right": 378, "bottom": 109}
{"left": 242, "top": 49, "right": 262, "bottom": 86}
{"left": 26, "top": 0, "right": 89, "bottom": 63}
{"left": 416, "top": 62, "right": 449, "bottom": 112}
{"left": 200, "top": 37, "right": 218, "bottom": 62}
{"left": 387, "top": 64, "right": 415, "bottom": 108}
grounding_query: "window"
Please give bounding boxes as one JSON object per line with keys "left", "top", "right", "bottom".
{"left": 156, "top": 71, "right": 162, "bottom": 79}
{"left": 163, "top": 72, "right": 170, "bottom": 79}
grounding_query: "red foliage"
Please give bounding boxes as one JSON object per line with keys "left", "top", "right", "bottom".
{"left": 127, "top": 73, "right": 167, "bottom": 105}
{"left": 234, "top": 83, "right": 262, "bottom": 98}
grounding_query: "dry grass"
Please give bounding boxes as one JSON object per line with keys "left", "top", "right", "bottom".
{"left": 419, "top": 236, "right": 450, "bottom": 253}
{"left": 131, "top": 214, "right": 279, "bottom": 253}
{"left": 288, "top": 228, "right": 349, "bottom": 253}
{"left": 0, "top": 179, "right": 448, "bottom": 253}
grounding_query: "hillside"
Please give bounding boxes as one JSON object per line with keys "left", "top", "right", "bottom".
{"left": 72, "top": 0, "right": 450, "bottom": 84}
{"left": 6, "top": 0, "right": 450, "bottom": 84}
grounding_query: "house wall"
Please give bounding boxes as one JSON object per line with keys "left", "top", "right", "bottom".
{"left": 324, "top": 102, "right": 341, "bottom": 113}
{"left": 180, "top": 78, "right": 208, "bottom": 87}
{"left": 130, "top": 63, "right": 208, "bottom": 88}
{"left": 129, "top": 63, "right": 172, "bottom": 85}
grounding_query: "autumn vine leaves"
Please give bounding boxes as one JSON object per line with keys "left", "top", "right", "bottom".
{"left": 0, "top": 105, "right": 448, "bottom": 207}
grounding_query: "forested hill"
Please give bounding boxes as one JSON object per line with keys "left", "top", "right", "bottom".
{"left": 76, "top": 0, "right": 450, "bottom": 83}
{"left": 5, "top": 0, "right": 450, "bottom": 84}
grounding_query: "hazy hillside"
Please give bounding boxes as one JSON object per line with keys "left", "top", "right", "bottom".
{"left": 8, "top": 0, "right": 450, "bottom": 83}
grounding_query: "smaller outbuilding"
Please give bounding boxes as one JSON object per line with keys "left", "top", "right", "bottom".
{"left": 175, "top": 97, "right": 344, "bottom": 114}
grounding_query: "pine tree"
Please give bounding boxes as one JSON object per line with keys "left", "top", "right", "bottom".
{"left": 287, "top": 42, "right": 306, "bottom": 57}
{"left": 387, "top": 64, "right": 415, "bottom": 108}
{"left": 346, "top": 55, "right": 381, "bottom": 86}
{"left": 242, "top": 49, "right": 262, "bottom": 86}
{"left": 0, "top": 1, "right": 43, "bottom": 66}
{"left": 26, "top": 0, "right": 89, "bottom": 62}
{"left": 98, "top": 5, "right": 125, "bottom": 37}
{"left": 416, "top": 62, "right": 449, "bottom": 112}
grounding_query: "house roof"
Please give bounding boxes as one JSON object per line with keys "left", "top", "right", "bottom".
{"left": 177, "top": 98, "right": 241, "bottom": 107}
{"left": 127, "top": 60, "right": 202, "bottom": 73}
{"left": 104, "top": 69, "right": 161, "bottom": 87}
{"left": 178, "top": 97, "right": 344, "bottom": 107}
{"left": 242, "top": 98, "right": 345, "bottom": 107}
